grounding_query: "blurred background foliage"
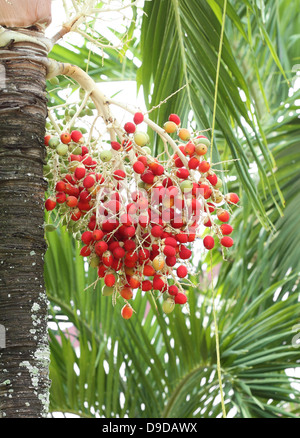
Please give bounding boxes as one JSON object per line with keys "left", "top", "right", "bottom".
{"left": 45, "top": 0, "right": 300, "bottom": 418}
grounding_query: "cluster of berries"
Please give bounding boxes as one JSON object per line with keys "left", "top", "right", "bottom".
{"left": 44, "top": 111, "right": 239, "bottom": 319}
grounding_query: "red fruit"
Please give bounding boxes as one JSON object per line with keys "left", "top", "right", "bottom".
{"left": 142, "top": 280, "right": 152, "bottom": 291}
{"left": 141, "top": 170, "right": 155, "bottom": 185}
{"left": 128, "top": 275, "right": 140, "bottom": 289}
{"left": 65, "top": 184, "right": 80, "bottom": 197}
{"left": 153, "top": 275, "right": 165, "bottom": 291}
{"left": 108, "top": 241, "right": 120, "bottom": 252}
{"left": 124, "top": 122, "right": 136, "bottom": 134}
{"left": 204, "top": 217, "right": 212, "bottom": 227}
{"left": 203, "top": 235, "right": 215, "bottom": 250}
{"left": 168, "top": 113, "right": 181, "bottom": 126}
{"left": 177, "top": 265, "right": 188, "bottom": 278}
{"left": 164, "top": 237, "right": 177, "bottom": 247}
{"left": 207, "top": 202, "right": 215, "bottom": 213}
{"left": 102, "top": 220, "right": 119, "bottom": 232}
{"left": 55, "top": 181, "right": 66, "bottom": 192}
{"left": 220, "top": 236, "right": 234, "bottom": 248}
{"left": 165, "top": 256, "right": 177, "bottom": 267}
{"left": 179, "top": 246, "right": 192, "bottom": 260}
{"left": 199, "top": 184, "right": 212, "bottom": 199}
{"left": 56, "top": 192, "right": 66, "bottom": 204}
{"left": 138, "top": 155, "right": 148, "bottom": 166}
{"left": 113, "top": 246, "right": 125, "bottom": 259}
{"left": 152, "top": 164, "right": 165, "bottom": 176}
{"left": 124, "top": 240, "right": 136, "bottom": 251}
{"left": 133, "top": 112, "right": 144, "bottom": 125}
{"left": 125, "top": 249, "right": 138, "bottom": 263}
{"left": 133, "top": 161, "right": 145, "bottom": 174}
{"left": 176, "top": 233, "right": 188, "bottom": 244}
{"left": 113, "top": 169, "right": 126, "bottom": 181}
{"left": 143, "top": 264, "right": 155, "bottom": 277}
{"left": 175, "top": 293, "right": 187, "bottom": 305}
{"left": 83, "top": 174, "right": 95, "bottom": 189}
{"left": 111, "top": 141, "right": 122, "bottom": 151}
{"left": 45, "top": 198, "right": 56, "bottom": 211}
{"left": 121, "top": 304, "right": 133, "bottom": 320}
{"left": 185, "top": 141, "right": 195, "bottom": 156}
{"left": 120, "top": 287, "right": 133, "bottom": 300}
{"left": 104, "top": 273, "right": 116, "bottom": 287}
{"left": 60, "top": 132, "right": 71, "bottom": 144}
{"left": 226, "top": 193, "right": 240, "bottom": 204}
{"left": 71, "top": 130, "right": 83, "bottom": 143}
{"left": 66, "top": 195, "right": 78, "bottom": 208}
{"left": 207, "top": 173, "right": 218, "bottom": 186}
{"left": 176, "top": 168, "right": 190, "bottom": 179}
{"left": 217, "top": 209, "right": 230, "bottom": 222}
{"left": 97, "top": 264, "right": 107, "bottom": 278}
{"left": 95, "top": 241, "right": 108, "bottom": 256}
{"left": 92, "top": 229, "right": 104, "bottom": 241}
{"left": 120, "top": 225, "right": 136, "bottom": 238}
{"left": 198, "top": 160, "right": 210, "bottom": 173}
{"left": 74, "top": 166, "right": 86, "bottom": 180}
{"left": 162, "top": 177, "right": 174, "bottom": 188}
{"left": 112, "top": 258, "right": 123, "bottom": 271}
{"left": 168, "top": 285, "right": 179, "bottom": 296}
{"left": 81, "top": 145, "right": 89, "bottom": 155}
{"left": 174, "top": 156, "right": 184, "bottom": 168}
{"left": 79, "top": 191, "right": 91, "bottom": 202}
{"left": 80, "top": 246, "right": 91, "bottom": 257}
{"left": 102, "top": 250, "right": 113, "bottom": 267}
{"left": 220, "top": 224, "right": 233, "bottom": 235}
{"left": 81, "top": 231, "right": 93, "bottom": 245}
{"left": 44, "top": 134, "right": 51, "bottom": 146}
{"left": 71, "top": 209, "right": 81, "bottom": 221}
{"left": 163, "top": 245, "right": 176, "bottom": 257}
{"left": 151, "top": 225, "right": 163, "bottom": 238}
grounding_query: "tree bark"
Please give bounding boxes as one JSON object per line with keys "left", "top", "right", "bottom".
{"left": 0, "top": 29, "right": 51, "bottom": 418}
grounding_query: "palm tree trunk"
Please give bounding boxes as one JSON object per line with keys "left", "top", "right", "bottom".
{"left": 0, "top": 28, "right": 50, "bottom": 418}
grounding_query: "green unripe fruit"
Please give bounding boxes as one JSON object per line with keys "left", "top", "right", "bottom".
{"left": 100, "top": 150, "right": 113, "bottom": 162}
{"left": 48, "top": 137, "right": 60, "bottom": 149}
{"left": 142, "top": 146, "right": 152, "bottom": 155}
{"left": 88, "top": 102, "right": 96, "bottom": 110}
{"left": 86, "top": 109, "right": 94, "bottom": 116}
{"left": 79, "top": 88, "right": 86, "bottom": 99}
{"left": 49, "top": 77, "right": 60, "bottom": 86}
{"left": 134, "top": 131, "right": 149, "bottom": 147}
{"left": 162, "top": 297, "right": 175, "bottom": 314}
{"left": 56, "top": 143, "right": 69, "bottom": 156}
{"left": 195, "top": 137, "right": 210, "bottom": 147}
{"left": 44, "top": 224, "right": 57, "bottom": 232}
{"left": 102, "top": 285, "right": 114, "bottom": 296}
{"left": 69, "top": 145, "right": 82, "bottom": 155}
{"left": 90, "top": 256, "right": 100, "bottom": 268}
{"left": 215, "top": 178, "right": 223, "bottom": 189}
{"left": 180, "top": 180, "right": 193, "bottom": 193}
{"left": 68, "top": 109, "right": 76, "bottom": 117}
{"left": 43, "top": 164, "right": 51, "bottom": 174}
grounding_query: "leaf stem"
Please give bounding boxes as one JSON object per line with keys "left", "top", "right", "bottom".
{"left": 210, "top": 0, "right": 228, "bottom": 162}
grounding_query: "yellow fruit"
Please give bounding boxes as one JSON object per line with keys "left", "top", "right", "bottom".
{"left": 163, "top": 121, "right": 178, "bottom": 134}
{"left": 152, "top": 255, "right": 165, "bottom": 271}
{"left": 178, "top": 128, "right": 191, "bottom": 141}
{"left": 162, "top": 297, "right": 175, "bottom": 314}
{"left": 195, "top": 143, "right": 208, "bottom": 156}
